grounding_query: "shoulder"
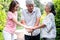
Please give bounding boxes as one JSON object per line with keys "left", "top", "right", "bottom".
{"left": 8, "top": 11, "right": 12, "bottom": 14}
{"left": 7, "top": 11, "right": 14, "bottom": 19}
{"left": 21, "top": 9, "right": 27, "bottom": 16}
{"left": 47, "top": 13, "right": 55, "bottom": 19}
{"left": 48, "top": 13, "right": 54, "bottom": 17}
{"left": 7, "top": 11, "right": 13, "bottom": 15}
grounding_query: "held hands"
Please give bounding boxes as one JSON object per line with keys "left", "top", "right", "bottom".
{"left": 24, "top": 26, "right": 35, "bottom": 33}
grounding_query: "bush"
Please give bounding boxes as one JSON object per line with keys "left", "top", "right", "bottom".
{"left": 56, "top": 28, "right": 60, "bottom": 40}
{"left": 53, "top": 0, "right": 60, "bottom": 28}
{"left": 0, "top": 4, "right": 7, "bottom": 31}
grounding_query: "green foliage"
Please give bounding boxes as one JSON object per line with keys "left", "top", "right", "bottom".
{"left": 0, "top": 4, "right": 7, "bottom": 31}
{"left": 0, "top": 0, "right": 12, "bottom": 40}
{"left": 34, "top": 0, "right": 44, "bottom": 13}
{"left": 0, "top": 32, "right": 4, "bottom": 40}
{"left": 0, "top": 0, "right": 12, "bottom": 31}
{"left": 53, "top": 0, "right": 60, "bottom": 40}
{"left": 53, "top": 0, "right": 60, "bottom": 28}
{"left": 0, "top": 0, "right": 12, "bottom": 12}
{"left": 40, "top": 11, "right": 47, "bottom": 24}
{"left": 56, "top": 28, "right": 60, "bottom": 40}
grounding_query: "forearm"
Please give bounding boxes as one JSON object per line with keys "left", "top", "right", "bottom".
{"left": 33, "top": 24, "right": 46, "bottom": 30}
{"left": 14, "top": 20, "right": 24, "bottom": 26}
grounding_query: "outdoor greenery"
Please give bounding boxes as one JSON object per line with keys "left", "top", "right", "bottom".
{"left": 0, "top": 4, "right": 6, "bottom": 31}
{"left": 34, "top": 0, "right": 44, "bottom": 13}
{"left": 0, "top": 0, "right": 60, "bottom": 40}
{"left": 53, "top": 0, "right": 60, "bottom": 28}
{"left": 53, "top": 0, "right": 60, "bottom": 40}
{"left": 0, "top": 0, "right": 12, "bottom": 40}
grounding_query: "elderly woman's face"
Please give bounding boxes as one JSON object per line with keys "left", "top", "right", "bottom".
{"left": 45, "top": 4, "right": 51, "bottom": 13}
{"left": 26, "top": 4, "right": 34, "bottom": 12}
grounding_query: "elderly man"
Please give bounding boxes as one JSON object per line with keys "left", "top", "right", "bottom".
{"left": 21, "top": 0, "right": 41, "bottom": 40}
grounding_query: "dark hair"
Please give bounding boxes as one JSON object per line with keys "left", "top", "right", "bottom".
{"left": 9, "top": 0, "right": 19, "bottom": 12}
{"left": 47, "top": 2, "right": 56, "bottom": 16}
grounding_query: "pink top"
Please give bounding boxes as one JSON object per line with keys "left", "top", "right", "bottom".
{"left": 4, "top": 11, "right": 17, "bottom": 34}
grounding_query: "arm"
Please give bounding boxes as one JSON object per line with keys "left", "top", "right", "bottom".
{"left": 12, "top": 17, "right": 27, "bottom": 27}
{"left": 34, "top": 8, "right": 41, "bottom": 28}
{"left": 21, "top": 11, "right": 33, "bottom": 33}
{"left": 21, "top": 19, "right": 26, "bottom": 25}
{"left": 32, "top": 24, "right": 46, "bottom": 30}
{"left": 34, "top": 17, "right": 40, "bottom": 26}
{"left": 33, "top": 15, "right": 53, "bottom": 31}
{"left": 8, "top": 12, "right": 27, "bottom": 27}
{"left": 21, "top": 20, "right": 33, "bottom": 33}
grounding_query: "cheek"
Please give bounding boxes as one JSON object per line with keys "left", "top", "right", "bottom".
{"left": 29, "top": 8, "right": 33, "bottom": 11}
{"left": 45, "top": 7, "right": 49, "bottom": 12}
{"left": 15, "top": 7, "right": 18, "bottom": 11}
{"left": 28, "top": 6, "right": 33, "bottom": 8}
{"left": 45, "top": 8, "right": 47, "bottom": 12}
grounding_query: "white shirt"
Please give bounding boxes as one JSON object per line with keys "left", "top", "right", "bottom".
{"left": 41, "top": 13, "right": 56, "bottom": 38}
{"left": 21, "top": 7, "right": 41, "bottom": 36}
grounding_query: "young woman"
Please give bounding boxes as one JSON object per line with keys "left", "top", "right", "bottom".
{"left": 3, "top": 1, "right": 26, "bottom": 40}
{"left": 27, "top": 2, "right": 56, "bottom": 40}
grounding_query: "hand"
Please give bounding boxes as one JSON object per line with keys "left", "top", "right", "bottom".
{"left": 26, "top": 27, "right": 35, "bottom": 30}
{"left": 25, "top": 26, "right": 34, "bottom": 33}
{"left": 26, "top": 28, "right": 34, "bottom": 33}
{"left": 24, "top": 26, "right": 35, "bottom": 33}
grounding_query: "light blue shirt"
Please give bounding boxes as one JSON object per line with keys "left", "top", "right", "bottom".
{"left": 21, "top": 7, "right": 41, "bottom": 36}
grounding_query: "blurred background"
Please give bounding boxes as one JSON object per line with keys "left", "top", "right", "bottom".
{"left": 0, "top": 0, "right": 60, "bottom": 40}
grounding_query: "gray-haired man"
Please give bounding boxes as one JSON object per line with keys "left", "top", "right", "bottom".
{"left": 21, "top": 0, "right": 41, "bottom": 40}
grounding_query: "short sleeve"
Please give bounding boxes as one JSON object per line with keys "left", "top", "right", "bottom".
{"left": 36, "top": 8, "right": 41, "bottom": 18}
{"left": 43, "top": 17, "right": 53, "bottom": 32}
{"left": 8, "top": 12, "right": 14, "bottom": 19}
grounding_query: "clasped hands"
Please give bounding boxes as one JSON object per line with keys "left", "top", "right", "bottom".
{"left": 24, "top": 26, "right": 35, "bottom": 33}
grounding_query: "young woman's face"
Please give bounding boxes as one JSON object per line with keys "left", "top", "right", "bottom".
{"left": 14, "top": 4, "right": 19, "bottom": 11}
{"left": 45, "top": 5, "right": 51, "bottom": 13}
{"left": 26, "top": 4, "right": 34, "bottom": 12}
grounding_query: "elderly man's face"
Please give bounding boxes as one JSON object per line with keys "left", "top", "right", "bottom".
{"left": 26, "top": 4, "right": 34, "bottom": 13}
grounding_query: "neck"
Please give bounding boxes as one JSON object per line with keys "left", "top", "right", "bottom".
{"left": 28, "top": 10, "right": 33, "bottom": 13}
{"left": 46, "top": 12, "right": 50, "bottom": 15}
{"left": 12, "top": 10, "right": 15, "bottom": 13}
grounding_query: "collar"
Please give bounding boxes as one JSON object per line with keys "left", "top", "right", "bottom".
{"left": 26, "top": 7, "right": 36, "bottom": 14}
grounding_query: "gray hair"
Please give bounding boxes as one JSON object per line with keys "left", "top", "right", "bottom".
{"left": 47, "top": 2, "right": 56, "bottom": 16}
{"left": 26, "top": 0, "right": 34, "bottom": 5}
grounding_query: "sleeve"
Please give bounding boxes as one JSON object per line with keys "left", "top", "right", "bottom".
{"left": 36, "top": 8, "right": 41, "bottom": 18}
{"left": 43, "top": 16, "right": 53, "bottom": 32}
{"left": 8, "top": 12, "right": 14, "bottom": 19}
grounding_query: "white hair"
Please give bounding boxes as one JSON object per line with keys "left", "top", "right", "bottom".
{"left": 26, "top": 0, "right": 34, "bottom": 5}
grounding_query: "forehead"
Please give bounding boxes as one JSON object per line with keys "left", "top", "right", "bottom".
{"left": 15, "top": 4, "right": 19, "bottom": 7}
{"left": 26, "top": 4, "right": 34, "bottom": 6}
{"left": 45, "top": 4, "right": 51, "bottom": 8}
